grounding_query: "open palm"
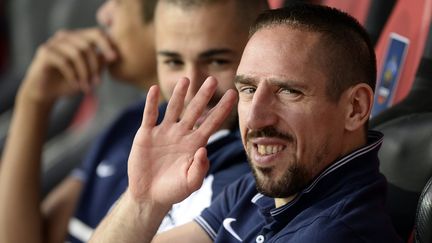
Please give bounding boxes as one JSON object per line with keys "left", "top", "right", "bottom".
{"left": 127, "top": 77, "right": 237, "bottom": 207}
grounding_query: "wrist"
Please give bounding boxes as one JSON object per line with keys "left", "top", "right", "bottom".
{"left": 96, "top": 190, "right": 171, "bottom": 241}
{"left": 123, "top": 189, "right": 171, "bottom": 220}
{"left": 16, "top": 84, "right": 56, "bottom": 110}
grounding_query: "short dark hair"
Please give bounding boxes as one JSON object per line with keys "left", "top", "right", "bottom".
{"left": 250, "top": 4, "right": 376, "bottom": 102}
{"left": 142, "top": 0, "right": 158, "bottom": 23}
{"left": 159, "top": 0, "right": 269, "bottom": 29}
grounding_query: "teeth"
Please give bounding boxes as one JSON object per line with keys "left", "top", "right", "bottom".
{"left": 257, "top": 145, "right": 283, "bottom": 155}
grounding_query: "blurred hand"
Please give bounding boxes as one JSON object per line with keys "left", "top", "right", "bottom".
{"left": 127, "top": 77, "right": 238, "bottom": 207}
{"left": 20, "top": 27, "right": 118, "bottom": 103}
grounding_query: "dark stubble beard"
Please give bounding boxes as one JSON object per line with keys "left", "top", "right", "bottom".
{"left": 249, "top": 156, "right": 311, "bottom": 198}
{"left": 246, "top": 126, "right": 312, "bottom": 198}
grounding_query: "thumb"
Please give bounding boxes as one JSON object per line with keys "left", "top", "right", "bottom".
{"left": 187, "top": 147, "right": 210, "bottom": 192}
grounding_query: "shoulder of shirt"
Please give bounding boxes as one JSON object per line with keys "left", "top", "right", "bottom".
{"left": 223, "top": 173, "right": 256, "bottom": 196}
{"left": 273, "top": 215, "right": 366, "bottom": 243}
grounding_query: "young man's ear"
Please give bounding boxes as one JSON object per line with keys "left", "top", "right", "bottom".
{"left": 344, "top": 83, "right": 374, "bottom": 131}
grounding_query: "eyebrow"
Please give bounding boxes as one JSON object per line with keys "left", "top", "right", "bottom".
{"left": 199, "top": 49, "right": 234, "bottom": 59}
{"left": 157, "top": 48, "right": 234, "bottom": 59}
{"left": 157, "top": 51, "right": 180, "bottom": 58}
{"left": 234, "top": 74, "right": 310, "bottom": 91}
{"left": 234, "top": 75, "right": 257, "bottom": 85}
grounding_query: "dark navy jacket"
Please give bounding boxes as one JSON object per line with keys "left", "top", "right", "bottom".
{"left": 67, "top": 100, "right": 249, "bottom": 242}
{"left": 196, "top": 131, "right": 403, "bottom": 243}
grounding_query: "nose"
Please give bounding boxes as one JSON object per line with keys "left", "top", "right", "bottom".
{"left": 246, "top": 85, "right": 277, "bottom": 130}
{"left": 97, "top": 0, "right": 114, "bottom": 28}
{"left": 185, "top": 64, "right": 207, "bottom": 102}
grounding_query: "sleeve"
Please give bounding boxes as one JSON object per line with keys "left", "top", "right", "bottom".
{"left": 69, "top": 99, "right": 154, "bottom": 183}
{"left": 275, "top": 218, "right": 366, "bottom": 243}
{"left": 194, "top": 174, "right": 252, "bottom": 241}
{"left": 69, "top": 129, "right": 109, "bottom": 183}
{"left": 211, "top": 162, "right": 250, "bottom": 201}
{"left": 71, "top": 101, "right": 138, "bottom": 183}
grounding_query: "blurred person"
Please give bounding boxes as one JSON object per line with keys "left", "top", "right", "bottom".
{"left": 0, "top": 0, "right": 7, "bottom": 73}
{"left": 0, "top": 0, "right": 268, "bottom": 243}
{"left": 90, "top": 4, "right": 403, "bottom": 243}
{"left": 0, "top": 0, "right": 157, "bottom": 242}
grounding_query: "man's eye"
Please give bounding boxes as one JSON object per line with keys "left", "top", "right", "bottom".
{"left": 209, "top": 59, "right": 230, "bottom": 66}
{"left": 164, "top": 59, "right": 183, "bottom": 67}
{"left": 239, "top": 87, "right": 256, "bottom": 94}
{"left": 280, "top": 88, "right": 302, "bottom": 96}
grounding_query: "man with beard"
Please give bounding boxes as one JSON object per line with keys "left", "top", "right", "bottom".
{"left": 89, "top": 4, "right": 403, "bottom": 243}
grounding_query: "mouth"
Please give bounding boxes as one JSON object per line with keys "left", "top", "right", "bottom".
{"left": 248, "top": 138, "right": 288, "bottom": 168}
{"left": 256, "top": 144, "right": 285, "bottom": 156}
{"left": 246, "top": 127, "right": 294, "bottom": 164}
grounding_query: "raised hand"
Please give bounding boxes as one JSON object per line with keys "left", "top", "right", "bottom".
{"left": 20, "top": 27, "right": 117, "bottom": 103}
{"left": 127, "top": 77, "right": 238, "bottom": 207}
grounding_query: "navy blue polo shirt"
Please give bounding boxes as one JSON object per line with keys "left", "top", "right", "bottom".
{"left": 195, "top": 131, "right": 403, "bottom": 242}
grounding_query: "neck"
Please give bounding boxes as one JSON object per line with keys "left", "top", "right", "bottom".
{"left": 275, "top": 194, "right": 297, "bottom": 208}
{"left": 341, "top": 129, "right": 368, "bottom": 158}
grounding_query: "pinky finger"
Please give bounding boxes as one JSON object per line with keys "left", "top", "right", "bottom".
{"left": 187, "top": 147, "right": 209, "bottom": 192}
{"left": 142, "top": 85, "right": 160, "bottom": 128}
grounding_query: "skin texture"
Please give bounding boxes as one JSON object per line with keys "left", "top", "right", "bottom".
{"left": 0, "top": 0, "right": 157, "bottom": 242}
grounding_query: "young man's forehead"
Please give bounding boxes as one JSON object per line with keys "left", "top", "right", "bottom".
{"left": 154, "top": 0, "right": 249, "bottom": 28}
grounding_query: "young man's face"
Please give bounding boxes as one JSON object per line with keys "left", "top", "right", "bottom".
{"left": 155, "top": 1, "right": 249, "bottom": 129}
{"left": 97, "top": 0, "right": 156, "bottom": 87}
{"left": 235, "top": 26, "right": 349, "bottom": 198}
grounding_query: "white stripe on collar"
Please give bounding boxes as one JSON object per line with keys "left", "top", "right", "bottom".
{"left": 208, "top": 129, "right": 230, "bottom": 145}
{"left": 68, "top": 218, "right": 93, "bottom": 242}
{"left": 195, "top": 216, "right": 217, "bottom": 240}
{"left": 251, "top": 193, "right": 265, "bottom": 203}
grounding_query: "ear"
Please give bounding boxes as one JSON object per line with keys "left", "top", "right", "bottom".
{"left": 344, "top": 83, "right": 374, "bottom": 131}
